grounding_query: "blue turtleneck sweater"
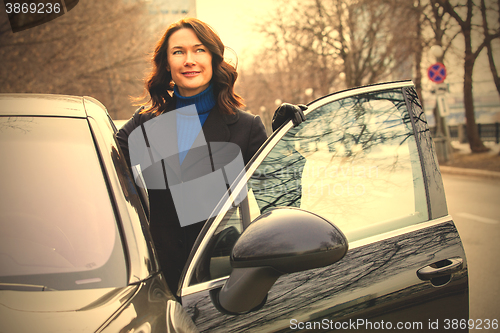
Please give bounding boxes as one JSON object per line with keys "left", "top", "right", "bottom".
{"left": 174, "top": 84, "right": 216, "bottom": 164}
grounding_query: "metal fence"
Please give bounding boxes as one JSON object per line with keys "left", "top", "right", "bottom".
{"left": 431, "top": 123, "right": 500, "bottom": 144}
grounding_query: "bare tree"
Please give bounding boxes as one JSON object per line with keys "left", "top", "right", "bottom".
{"left": 411, "top": 0, "right": 428, "bottom": 108}
{"left": 0, "top": 0, "right": 159, "bottom": 119}
{"left": 238, "top": 2, "right": 342, "bottom": 131}
{"left": 417, "top": 0, "right": 460, "bottom": 148}
{"left": 480, "top": 0, "right": 500, "bottom": 95}
{"left": 239, "top": 0, "right": 420, "bottom": 131}
{"left": 268, "top": 0, "right": 416, "bottom": 88}
{"left": 437, "top": 0, "right": 500, "bottom": 152}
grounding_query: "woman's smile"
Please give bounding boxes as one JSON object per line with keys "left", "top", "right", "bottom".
{"left": 182, "top": 71, "right": 201, "bottom": 77}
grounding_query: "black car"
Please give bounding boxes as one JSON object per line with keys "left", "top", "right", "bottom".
{"left": 0, "top": 81, "right": 468, "bottom": 332}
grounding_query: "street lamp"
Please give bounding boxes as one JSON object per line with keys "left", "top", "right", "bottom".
{"left": 430, "top": 45, "right": 444, "bottom": 61}
{"left": 304, "top": 88, "right": 313, "bottom": 99}
{"left": 304, "top": 88, "right": 314, "bottom": 104}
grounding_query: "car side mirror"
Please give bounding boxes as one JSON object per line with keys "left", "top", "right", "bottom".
{"left": 213, "top": 207, "right": 348, "bottom": 314}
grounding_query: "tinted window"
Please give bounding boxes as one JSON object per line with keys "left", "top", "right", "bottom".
{"left": 189, "top": 88, "right": 429, "bottom": 285}
{"left": 0, "top": 117, "right": 127, "bottom": 290}
{"left": 250, "top": 89, "right": 428, "bottom": 241}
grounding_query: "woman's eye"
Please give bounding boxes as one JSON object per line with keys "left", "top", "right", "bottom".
{"left": 173, "top": 50, "right": 183, "bottom": 55}
{"left": 196, "top": 48, "right": 206, "bottom": 53}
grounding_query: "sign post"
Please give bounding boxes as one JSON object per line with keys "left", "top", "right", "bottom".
{"left": 428, "top": 62, "right": 452, "bottom": 163}
{"left": 427, "top": 63, "right": 447, "bottom": 84}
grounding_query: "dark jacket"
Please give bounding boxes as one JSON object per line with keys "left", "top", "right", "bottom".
{"left": 116, "top": 103, "right": 267, "bottom": 294}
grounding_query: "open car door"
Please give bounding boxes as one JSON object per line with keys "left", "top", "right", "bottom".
{"left": 178, "top": 81, "right": 468, "bottom": 332}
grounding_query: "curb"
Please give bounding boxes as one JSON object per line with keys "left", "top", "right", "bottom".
{"left": 439, "top": 165, "right": 500, "bottom": 180}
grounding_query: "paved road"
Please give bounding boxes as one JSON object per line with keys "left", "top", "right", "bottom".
{"left": 442, "top": 173, "right": 500, "bottom": 325}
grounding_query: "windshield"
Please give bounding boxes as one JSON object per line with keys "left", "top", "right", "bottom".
{"left": 0, "top": 116, "right": 127, "bottom": 290}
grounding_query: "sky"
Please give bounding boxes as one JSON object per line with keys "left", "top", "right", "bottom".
{"left": 196, "top": 0, "right": 278, "bottom": 69}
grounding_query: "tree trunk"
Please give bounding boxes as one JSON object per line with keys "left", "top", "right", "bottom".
{"left": 485, "top": 41, "right": 500, "bottom": 96}
{"left": 481, "top": 0, "right": 500, "bottom": 96}
{"left": 414, "top": 1, "right": 424, "bottom": 110}
{"left": 439, "top": 0, "right": 489, "bottom": 152}
{"left": 463, "top": 49, "right": 489, "bottom": 152}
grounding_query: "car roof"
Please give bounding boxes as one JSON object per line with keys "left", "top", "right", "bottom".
{"left": 0, "top": 93, "right": 87, "bottom": 118}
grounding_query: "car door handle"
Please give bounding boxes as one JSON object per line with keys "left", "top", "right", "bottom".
{"left": 417, "top": 258, "right": 463, "bottom": 281}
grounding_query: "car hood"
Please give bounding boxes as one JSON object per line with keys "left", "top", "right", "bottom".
{"left": 0, "top": 285, "right": 139, "bottom": 333}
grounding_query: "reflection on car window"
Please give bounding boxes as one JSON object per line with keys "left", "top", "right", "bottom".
{"left": 189, "top": 88, "right": 429, "bottom": 286}
{"left": 250, "top": 89, "right": 428, "bottom": 241}
{"left": 0, "top": 117, "right": 127, "bottom": 290}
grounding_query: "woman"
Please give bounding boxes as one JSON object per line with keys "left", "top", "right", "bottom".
{"left": 117, "top": 17, "right": 305, "bottom": 294}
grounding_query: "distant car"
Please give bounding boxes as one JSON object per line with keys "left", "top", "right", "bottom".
{"left": 0, "top": 81, "right": 468, "bottom": 332}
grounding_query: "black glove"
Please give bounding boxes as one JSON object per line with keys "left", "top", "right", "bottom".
{"left": 271, "top": 103, "right": 307, "bottom": 131}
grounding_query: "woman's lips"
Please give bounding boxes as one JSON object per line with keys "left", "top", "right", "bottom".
{"left": 182, "top": 71, "right": 200, "bottom": 77}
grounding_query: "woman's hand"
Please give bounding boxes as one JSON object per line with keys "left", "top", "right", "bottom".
{"left": 271, "top": 103, "right": 307, "bottom": 131}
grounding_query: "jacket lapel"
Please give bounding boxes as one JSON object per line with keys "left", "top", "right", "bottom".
{"left": 179, "top": 108, "right": 239, "bottom": 179}
{"left": 201, "top": 108, "right": 239, "bottom": 142}
{"left": 147, "top": 105, "right": 239, "bottom": 184}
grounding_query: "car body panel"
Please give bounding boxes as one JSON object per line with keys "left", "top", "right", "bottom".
{"left": 98, "top": 274, "right": 173, "bottom": 333}
{"left": 0, "top": 274, "right": 177, "bottom": 333}
{"left": 182, "top": 219, "right": 467, "bottom": 332}
{"left": 0, "top": 94, "right": 87, "bottom": 117}
{"left": 0, "top": 285, "right": 139, "bottom": 333}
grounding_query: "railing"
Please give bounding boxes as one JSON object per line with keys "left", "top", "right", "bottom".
{"left": 430, "top": 123, "right": 500, "bottom": 144}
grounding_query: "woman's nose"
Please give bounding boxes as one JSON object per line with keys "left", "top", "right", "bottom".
{"left": 184, "top": 52, "right": 196, "bottom": 66}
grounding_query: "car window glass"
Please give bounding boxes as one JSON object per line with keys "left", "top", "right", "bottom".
{"left": 189, "top": 88, "right": 428, "bottom": 286}
{"left": 0, "top": 117, "right": 127, "bottom": 290}
{"left": 250, "top": 89, "right": 428, "bottom": 241}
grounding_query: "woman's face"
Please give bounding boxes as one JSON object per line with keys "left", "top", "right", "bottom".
{"left": 166, "top": 28, "right": 213, "bottom": 97}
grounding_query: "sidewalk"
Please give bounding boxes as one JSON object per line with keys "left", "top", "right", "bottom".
{"left": 439, "top": 141, "right": 500, "bottom": 179}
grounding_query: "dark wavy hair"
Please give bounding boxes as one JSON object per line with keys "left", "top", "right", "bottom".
{"left": 140, "top": 18, "right": 244, "bottom": 115}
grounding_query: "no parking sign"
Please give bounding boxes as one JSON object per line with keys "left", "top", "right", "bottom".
{"left": 428, "top": 63, "right": 447, "bottom": 83}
